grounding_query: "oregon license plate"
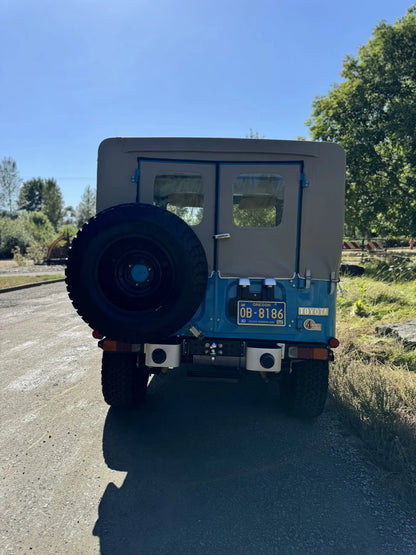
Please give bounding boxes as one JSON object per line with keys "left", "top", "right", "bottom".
{"left": 237, "top": 301, "right": 286, "bottom": 326}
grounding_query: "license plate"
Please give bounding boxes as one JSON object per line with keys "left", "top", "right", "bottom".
{"left": 237, "top": 301, "right": 286, "bottom": 326}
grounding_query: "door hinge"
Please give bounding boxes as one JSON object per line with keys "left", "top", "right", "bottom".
{"left": 301, "top": 172, "right": 309, "bottom": 188}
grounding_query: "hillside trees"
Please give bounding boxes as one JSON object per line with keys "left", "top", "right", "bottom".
{"left": 306, "top": 6, "right": 416, "bottom": 237}
{"left": 1, "top": 162, "right": 71, "bottom": 258}
{"left": 0, "top": 158, "right": 96, "bottom": 258}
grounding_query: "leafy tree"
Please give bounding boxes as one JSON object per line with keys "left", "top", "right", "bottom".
{"left": 76, "top": 185, "right": 96, "bottom": 227}
{"left": 18, "top": 178, "right": 43, "bottom": 211}
{"left": 18, "top": 177, "right": 65, "bottom": 231}
{"left": 306, "top": 6, "right": 416, "bottom": 237}
{"left": 58, "top": 223, "right": 78, "bottom": 238}
{"left": 0, "top": 157, "right": 21, "bottom": 214}
{"left": 42, "top": 178, "right": 64, "bottom": 231}
{"left": 24, "top": 211, "right": 55, "bottom": 243}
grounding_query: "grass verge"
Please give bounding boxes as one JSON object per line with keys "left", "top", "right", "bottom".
{"left": 0, "top": 275, "right": 64, "bottom": 290}
{"left": 333, "top": 275, "right": 416, "bottom": 503}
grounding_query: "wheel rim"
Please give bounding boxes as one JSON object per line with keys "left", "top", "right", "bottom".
{"left": 97, "top": 236, "right": 178, "bottom": 311}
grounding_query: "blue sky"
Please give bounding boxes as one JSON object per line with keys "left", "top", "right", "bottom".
{"left": 1, "top": 0, "right": 413, "bottom": 208}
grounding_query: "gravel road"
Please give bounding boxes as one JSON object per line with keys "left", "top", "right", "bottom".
{"left": 1, "top": 282, "right": 416, "bottom": 554}
{"left": 0, "top": 264, "right": 66, "bottom": 277}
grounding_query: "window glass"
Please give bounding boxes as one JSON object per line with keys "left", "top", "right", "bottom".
{"left": 232, "top": 173, "right": 285, "bottom": 227}
{"left": 153, "top": 172, "right": 204, "bottom": 226}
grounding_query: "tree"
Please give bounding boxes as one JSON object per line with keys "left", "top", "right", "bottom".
{"left": 59, "top": 223, "right": 78, "bottom": 239}
{"left": 24, "top": 211, "right": 55, "bottom": 244}
{"left": 0, "top": 157, "right": 21, "bottom": 215}
{"left": 246, "top": 129, "right": 265, "bottom": 139}
{"left": 76, "top": 185, "right": 96, "bottom": 227}
{"left": 18, "top": 177, "right": 65, "bottom": 231}
{"left": 306, "top": 6, "right": 416, "bottom": 237}
{"left": 18, "top": 178, "right": 43, "bottom": 212}
{"left": 42, "top": 178, "right": 64, "bottom": 231}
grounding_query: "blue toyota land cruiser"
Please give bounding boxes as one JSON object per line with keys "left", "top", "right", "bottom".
{"left": 66, "top": 137, "right": 345, "bottom": 418}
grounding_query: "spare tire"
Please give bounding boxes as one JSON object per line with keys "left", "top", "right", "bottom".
{"left": 65, "top": 203, "right": 208, "bottom": 342}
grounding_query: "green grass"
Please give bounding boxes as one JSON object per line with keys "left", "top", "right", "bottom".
{"left": 333, "top": 276, "right": 416, "bottom": 502}
{"left": 0, "top": 275, "right": 64, "bottom": 290}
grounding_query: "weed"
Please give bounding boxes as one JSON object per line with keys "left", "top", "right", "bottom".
{"left": 352, "top": 298, "right": 369, "bottom": 317}
{"left": 365, "top": 256, "right": 416, "bottom": 282}
{"left": 11, "top": 246, "right": 27, "bottom": 266}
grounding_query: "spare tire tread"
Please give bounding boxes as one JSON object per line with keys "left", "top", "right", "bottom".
{"left": 65, "top": 203, "right": 208, "bottom": 342}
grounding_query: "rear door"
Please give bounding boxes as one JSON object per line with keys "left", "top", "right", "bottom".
{"left": 138, "top": 159, "right": 303, "bottom": 279}
{"left": 138, "top": 160, "right": 216, "bottom": 273}
{"left": 217, "top": 163, "right": 302, "bottom": 278}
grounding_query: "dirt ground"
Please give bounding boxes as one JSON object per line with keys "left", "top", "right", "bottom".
{"left": 1, "top": 282, "right": 416, "bottom": 554}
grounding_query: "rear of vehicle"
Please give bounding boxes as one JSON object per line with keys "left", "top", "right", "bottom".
{"left": 66, "top": 138, "right": 345, "bottom": 417}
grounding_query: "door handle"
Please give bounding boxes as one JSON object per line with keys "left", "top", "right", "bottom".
{"left": 213, "top": 233, "right": 231, "bottom": 239}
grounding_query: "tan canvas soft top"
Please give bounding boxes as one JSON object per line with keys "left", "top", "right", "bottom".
{"left": 97, "top": 137, "right": 345, "bottom": 281}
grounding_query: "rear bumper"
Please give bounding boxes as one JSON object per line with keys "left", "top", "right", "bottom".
{"left": 99, "top": 337, "right": 334, "bottom": 373}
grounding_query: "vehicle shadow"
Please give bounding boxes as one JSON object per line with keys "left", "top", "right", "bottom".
{"left": 93, "top": 370, "right": 341, "bottom": 554}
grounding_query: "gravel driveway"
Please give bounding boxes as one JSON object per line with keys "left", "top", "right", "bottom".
{"left": 0, "top": 263, "right": 66, "bottom": 277}
{"left": 1, "top": 282, "right": 416, "bottom": 554}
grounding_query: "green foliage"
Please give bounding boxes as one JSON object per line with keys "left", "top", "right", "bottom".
{"left": 307, "top": 6, "right": 416, "bottom": 237}
{"left": 0, "top": 216, "right": 32, "bottom": 258}
{"left": 18, "top": 177, "right": 65, "bottom": 231}
{"left": 0, "top": 157, "right": 21, "bottom": 214}
{"left": 26, "top": 242, "right": 48, "bottom": 264}
{"left": 11, "top": 246, "right": 26, "bottom": 265}
{"left": 232, "top": 205, "right": 276, "bottom": 227}
{"left": 167, "top": 206, "right": 203, "bottom": 225}
{"left": 0, "top": 212, "right": 56, "bottom": 259}
{"left": 353, "top": 298, "right": 369, "bottom": 317}
{"left": 18, "top": 178, "right": 43, "bottom": 211}
{"left": 334, "top": 275, "right": 416, "bottom": 492}
{"left": 24, "top": 211, "right": 55, "bottom": 243}
{"left": 58, "top": 223, "right": 78, "bottom": 238}
{"left": 365, "top": 255, "right": 416, "bottom": 282}
{"left": 338, "top": 275, "right": 416, "bottom": 326}
{"left": 42, "top": 178, "right": 64, "bottom": 231}
{"left": 76, "top": 185, "right": 96, "bottom": 227}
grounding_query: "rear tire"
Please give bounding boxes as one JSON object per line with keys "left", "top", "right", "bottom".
{"left": 280, "top": 360, "right": 329, "bottom": 418}
{"left": 101, "top": 352, "right": 149, "bottom": 409}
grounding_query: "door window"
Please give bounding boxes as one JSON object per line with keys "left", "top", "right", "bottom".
{"left": 232, "top": 173, "right": 285, "bottom": 228}
{"left": 153, "top": 172, "right": 204, "bottom": 226}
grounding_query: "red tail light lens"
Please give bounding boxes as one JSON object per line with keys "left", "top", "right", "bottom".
{"left": 328, "top": 337, "right": 339, "bottom": 348}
